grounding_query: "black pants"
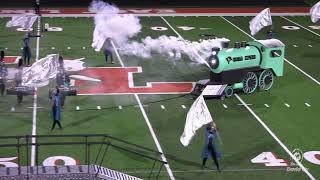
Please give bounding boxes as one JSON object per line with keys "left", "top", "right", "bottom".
{"left": 51, "top": 107, "right": 62, "bottom": 130}
{"left": 202, "top": 145, "right": 220, "bottom": 171}
{"left": 51, "top": 120, "right": 62, "bottom": 130}
{"left": 0, "top": 83, "right": 5, "bottom": 95}
{"left": 104, "top": 49, "right": 113, "bottom": 63}
{"left": 17, "top": 94, "right": 23, "bottom": 104}
{"left": 23, "top": 47, "right": 31, "bottom": 65}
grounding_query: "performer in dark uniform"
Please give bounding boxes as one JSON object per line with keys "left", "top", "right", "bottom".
{"left": 266, "top": 30, "right": 274, "bottom": 39}
{"left": 0, "top": 51, "right": 8, "bottom": 95}
{"left": 103, "top": 38, "right": 114, "bottom": 64}
{"left": 22, "top": 33, "right": 41, "bottom": 66}
{"left": 0, "top": 51, "right": 4, "bottom": 62}
{"left": 34, "top": 1, "right": 40, "bottom": 16}
{"left": 15, "top": 59, "right": 23, "bottom": 103}
{"left": 55, "top": 56, "right": 69, "bottom": 106}
{"left": 202, "top": 124, "right": 221, "bottom": 172}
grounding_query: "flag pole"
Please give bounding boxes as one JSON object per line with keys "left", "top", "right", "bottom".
{"left": 216, "top": 130, "right": 223, "bottom": 145}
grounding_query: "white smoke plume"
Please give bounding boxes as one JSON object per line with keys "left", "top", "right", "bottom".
{"left": 90, "top": 0, "right": 229, "bottom": 66}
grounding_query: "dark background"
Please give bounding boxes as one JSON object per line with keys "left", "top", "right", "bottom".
{"left": 0, "top": 0, "right": 316, "bottom": 7}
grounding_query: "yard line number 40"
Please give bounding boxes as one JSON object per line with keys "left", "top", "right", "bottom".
{"left": 251, "top": 151, "right": 320, "bottom": 167}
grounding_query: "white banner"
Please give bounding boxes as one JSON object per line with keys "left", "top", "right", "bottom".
{"left": 249, "top": 8, "right": 272, "bottom": 36}
{"left": 92, "top": 26, "right": 108, "bottom": 52}
{"left": 310, "top": 1, "right": 320, "bottom": 23}
{"left": 6, "top": 13, "right": 38, "bottom": 30}
{"left": 180, "top": 95, "right": 213, "bottom": 147}
{"left": 22, "top": 54, "right": 59, "bottom": 87}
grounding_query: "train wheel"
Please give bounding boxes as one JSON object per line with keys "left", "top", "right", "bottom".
{"left": 243, "top": 72, "right": 258, "bottom": 94}
{"left": 224, "top": 86, "right": 234, "bottom": 98}
{"left": 259, "top": 69, "right": 274, "bottom": 91}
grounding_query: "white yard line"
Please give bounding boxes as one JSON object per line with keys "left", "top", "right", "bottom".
{"left": 220, "top": 16, "right": 320, "bottom": 86}
{"left": 237, "top": 103, "right": 252, "bottom": 106}
{"left": 161, "top": 16, "right": 210, "bottom": 67}
{"left": 31, "top": 15, "right": 41, "bottom": 167}
{"left": 235, "top": 94, "right": 315, "bottom": 180}
{"left": 281, "top": 16, "right": 320, "bottom": 37}
{"left": 110, "top": 40, "right": 176, "bottom": 180}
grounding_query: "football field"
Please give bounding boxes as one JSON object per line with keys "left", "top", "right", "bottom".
{"left": 0, "top": 11, "right": 319, "bottom": 180}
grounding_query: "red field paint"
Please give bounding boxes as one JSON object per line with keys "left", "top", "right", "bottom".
{"left": 3, "top": 56, "right": 20, "bottom": 64}
{"left": 75, "top": 67, "right": 193, "bottom": 95}
{"left": 175, "top": 7, "right": 310, "bottom": 14}
{"left": 0, "top": 7, "right": 310, "bottom": 15}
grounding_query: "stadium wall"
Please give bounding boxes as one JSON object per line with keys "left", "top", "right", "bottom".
{"left": 0, "top": 0, "right": 309, "bottom": 7}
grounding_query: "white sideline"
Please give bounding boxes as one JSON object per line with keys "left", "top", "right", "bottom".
{"left": 281, "top": 16, "right": 320, "bottom": 37}
{"left": 124, "top": 167, "right": 286, "bottom": 174}
{"left": 161, "top": 15, "right": 315, "bottom": 180}
{"left": 110, "top": 40, "right": 176, "bottom": 180}
{"left": 235, "top": 94, "right": 315, "bottom": 180}
{"left": 220, "top": 16, "right": 320, "bottom": 86}
{"left": 31, "top": 15, "right": 41, "bottom": 166}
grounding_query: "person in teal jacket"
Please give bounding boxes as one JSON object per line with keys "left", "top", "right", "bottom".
{"left": 51, "top": 87, "right": 62, "bottom": 130}
{"left": 202, "top": 124, "right": 221, "bottom": 171}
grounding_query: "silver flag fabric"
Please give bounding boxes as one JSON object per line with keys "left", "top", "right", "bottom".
{"left": 6, "top": 13, "right": 38, "bottom": 30}
{"left": 249, "top": 8, "right": 272, "bottom": 36}
{"left": 22, "top": 54, "right": 59, "bottom": 87}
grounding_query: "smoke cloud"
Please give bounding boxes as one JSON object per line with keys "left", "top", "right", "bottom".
{"left": 90, "top": 0, "right": 229, "bottom": 66}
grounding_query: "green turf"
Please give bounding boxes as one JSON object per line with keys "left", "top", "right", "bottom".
{"left": 0, "top": 15, "right": 319, "bottom": 180}
{"left": 218, "top": 16, "right": 320, "bottom": 177}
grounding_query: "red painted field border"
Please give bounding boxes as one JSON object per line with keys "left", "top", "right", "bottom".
{"left": 0, "top": 7, "right": 310, "bottom": 15}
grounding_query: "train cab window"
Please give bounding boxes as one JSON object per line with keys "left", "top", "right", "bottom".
{"left": 270, "top": 50, "right": 282, "bottom": 57}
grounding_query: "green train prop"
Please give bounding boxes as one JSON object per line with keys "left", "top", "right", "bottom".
{"left": 193, "top": 39, "right": 285, "bottom": 98}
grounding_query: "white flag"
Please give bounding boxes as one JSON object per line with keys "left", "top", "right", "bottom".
{"left": 180, "top": 95, "right": 213, "bottom": 147}
{"left": 310, "top": 1, "right": 320, "bottom": 23}
{"left": 22, "top": 54, "right": 60, "bottom": 87}
{"left": 92, "top": 26, "right": 108, "bottom": 52}
{"left": 6, "top": 13, "right": 38, "bottom": 30}
{"left": 249, "top": 8, "right": 272, "bottom": 36}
